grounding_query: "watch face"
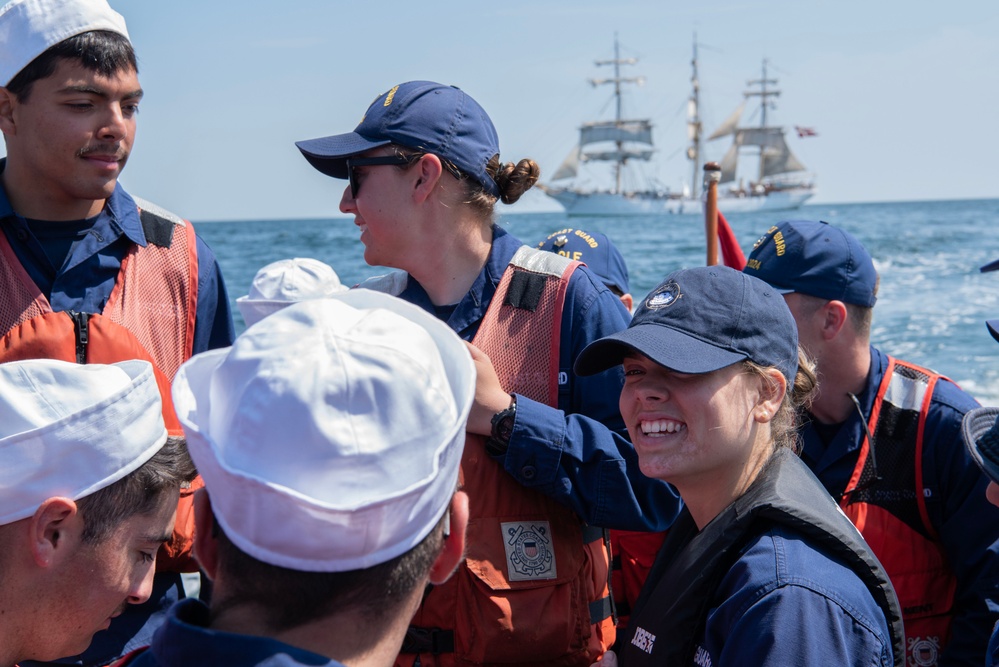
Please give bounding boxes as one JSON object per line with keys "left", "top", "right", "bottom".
{"left": 496, "top": 414, "right": 515, "bottom": 440}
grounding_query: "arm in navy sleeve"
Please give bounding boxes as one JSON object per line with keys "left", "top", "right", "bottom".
{"left": 708, "top": 580, "right": 893, "bottom": 666}
{"left": 192, "top": 234, "right": 235, "bottom": 353}
{"left": 924, "top": 380, "right": 999, "bottom": 666}
{"left": 500, "top": 267, "right": 681, "bottom": 531}
{"left": 703, "top": 530, "right": 894, "bottom": 666}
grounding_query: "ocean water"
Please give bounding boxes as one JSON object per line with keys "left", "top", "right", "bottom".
{"left": 195, "top": 198, "right": 999, "bottom": 406}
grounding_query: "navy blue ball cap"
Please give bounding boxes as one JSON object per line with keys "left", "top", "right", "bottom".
{"left": 988, "top": 320, "right": 999, "bottom": 343}
{"left": 536, "top": 229, "right": 629, "bottom": 295}
{"left": 295, "top": 81, "right": 500, "bottom": 196}
{"left": 744, "top": 220, "right": 878, "bottom": 308}
{"left": 575, "top": 266, "right": 798, "bottom": 383}
{"left": 963, "top": 407, "right": 999, "bottom": 484}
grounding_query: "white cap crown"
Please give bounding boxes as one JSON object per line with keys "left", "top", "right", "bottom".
{"left": 0, "top": 0, "right": 129, "bottom": 86}
{"left": 173, "top": 291, "right": 474, "bottom": 572}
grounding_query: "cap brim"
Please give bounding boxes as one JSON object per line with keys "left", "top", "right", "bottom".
{"left": 987, "top": 320, "right": 999, "bottom": 343}
{"left": 295, "top": 133, "right": 391, "bottom": 179}
{"left": 981, "top": 258, "right": 999, "bottom": 273}
{"left": 574, "top": 322, "right": 746, "bottom": 376}
{"left": 962, "top": 406, "right": 999, "bottom": 484}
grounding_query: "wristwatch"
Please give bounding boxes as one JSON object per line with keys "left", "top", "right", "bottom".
{"left": 486, "top": 395, "right": 517, "bottom": 457}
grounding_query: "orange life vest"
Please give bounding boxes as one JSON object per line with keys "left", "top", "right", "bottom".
{"left": 840, "top": 356, "right": 957, "bottom": 667}
{"left": 0, "top": 199, "right": 201, "bottom": 571}
{"left": 398, "top": 246, "right": 615, "bottom": 667}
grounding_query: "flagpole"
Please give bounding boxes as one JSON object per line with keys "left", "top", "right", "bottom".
{"left": 704, "top": 162, "right": 721, "bottom": 266}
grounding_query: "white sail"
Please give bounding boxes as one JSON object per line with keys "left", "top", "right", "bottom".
{"left": 734, "top": 127, "right": 784, "bottom": 150}
{"left": 718, "top": 143, "right": 740, "bottom": 184}
{"left": 550, "top": 145, "right": 580, "bottom": 181}
{"left": 580, "top": 120, "right": 654, "bottom": 147}
{"left": 760, "top": 134, "right": 807, "bottom": 177}
{"left": 581, "top": 149, "right": 655, "bottom": 162}
{"left": 718, "top": 127, "right": 807, "bottom": 183}
{"left": 707, "top": 100, "right": 746, "bottom": 141}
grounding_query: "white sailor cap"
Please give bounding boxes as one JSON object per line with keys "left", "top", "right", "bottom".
{"left": 172, "top": 291, "right": 474, "bottom": 572}
{"left": 0, "top": 0, "right": 130, "bottom": 86}
{"left": 0, "top": 359, "right": 167, "bottom": 525}
{"left": 236, "top": 258, "right": 347, "bottom": 328}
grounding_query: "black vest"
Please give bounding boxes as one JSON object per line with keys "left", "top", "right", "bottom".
{"left": 618, "top": 448, "right": 904, "bottom": 666}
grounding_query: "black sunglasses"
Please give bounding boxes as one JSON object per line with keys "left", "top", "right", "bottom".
{"left": 346, "top": 153, "right": 465, "bottom": 199}
{"left": 346, "top": 155, "right": 420, "bottom": 199}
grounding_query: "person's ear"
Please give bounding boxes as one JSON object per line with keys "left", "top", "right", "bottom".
{"left": 819, "top": 300, "right": 848, "bottom": 340}
{"left": 192, "top": 489, "right": 219, "bottom": 580}
{"left": 754, "top": 367, "right": 787, "bottom": 423}
{"left": 619, "top": 293, "right": 634, "bottom": 313}
{"left": 30, "top": 497, "right": 79, "bottom": 567}
{"left": 412, "top": 154, "right": 445, "bottom": 204}
{"left": 428, "top": 490, "right": 468, "bottom": 585}
{"left": 0, "top": 87, "right": 17, "bottom": 136}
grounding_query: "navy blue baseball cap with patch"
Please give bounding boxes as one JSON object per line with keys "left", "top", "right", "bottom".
{"left": 296, "top": 81, "right": 500, "bottom": 197}
{"left": 575, "top": 265, "right": 798, "bottom": 383}
{"left": 743, "top": 220, "right": 878, "bottom": 308}
{"left": 536, "top": 229, "right": 629, "bottom": 295}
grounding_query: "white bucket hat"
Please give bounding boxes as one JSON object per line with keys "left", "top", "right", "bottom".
{"left": 172, "top": 290, "right": 475, "bottom": 572}
{"left": 236, "top": 258, "right": 347, "bottom": 327}
{"left": 0, "top": 358, "right": 167, "bottom": 525}
{"left": 0, "top": 0, "right": 130, "bottom": 86}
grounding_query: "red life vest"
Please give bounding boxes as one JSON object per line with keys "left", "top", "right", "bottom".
{"left": 0, "top": 200, "right": 201, "bottom": 571}
{"left": 840, "top": 356, "right": 957, "bottom": 667}
{"left": 398, "top": 246, "right": 615, "bottom": 667}
{"left": 609, "top": 529, "right": 667, "bottom": 633}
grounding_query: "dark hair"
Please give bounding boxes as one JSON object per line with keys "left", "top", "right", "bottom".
{"left": 391, "top": 146, "right": 540, "bottom": 219}
{"left": 76, "top": 436, "right": 197, "bottom": 544}
{"left": 5, "top": 30, "right": 137, "bottom": 101}
{"left": 743, "top": 348, "right": 818, "bottom": 453}
{"left": 211, "top": 503, "right": 448, "bottom": 631}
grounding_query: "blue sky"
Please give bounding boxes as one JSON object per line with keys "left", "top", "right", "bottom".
{"left": 12, "top": 0, "right": 998, "bottom": 221}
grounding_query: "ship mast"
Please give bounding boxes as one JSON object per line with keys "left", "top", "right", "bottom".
{"left": 744, "top": 59, "right": 779, "bottom": 183}
{"left": 591, "top": 34, "right": 643, "bottom": 194}
{"left": 687, "top": 34, "right": 702, "bottom": 199}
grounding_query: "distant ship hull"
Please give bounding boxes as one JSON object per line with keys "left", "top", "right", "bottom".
{"left": 541, "top": 185, "right": 815, "bottom": 217}
{"left": 713, "top": 186, "right": 816, "bottom": 214}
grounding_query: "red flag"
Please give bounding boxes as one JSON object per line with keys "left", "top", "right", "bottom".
{"left": 795, "top": 126, "right": 818, "bottom": 138}
{"left": 716, "top": 211, "right": 746, "bottom": 270}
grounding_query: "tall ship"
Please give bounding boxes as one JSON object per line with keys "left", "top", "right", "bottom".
{"left": 540, "top": 38, "right": 816, "bottom": 216}
{"left": 703, "top": 59, "right": 817, "bottom": 214}
{"left": 539, "top": 37, "right": 691, "bottom": 216}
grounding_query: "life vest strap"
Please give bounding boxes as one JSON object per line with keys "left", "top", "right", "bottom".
{"left": 589, "top": 594, "right": 614, "bottom": 622}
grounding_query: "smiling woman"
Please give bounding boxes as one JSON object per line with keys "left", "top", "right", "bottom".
{"left": 575, "top": 265, "right": 906, "bottom": 667}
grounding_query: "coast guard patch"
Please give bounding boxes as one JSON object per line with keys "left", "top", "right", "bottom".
{"left": 646, "top": 280, "right": 681, "bottom": 310}
{"left": 501, "top": 521, "right": 556, "bottom": 581}
{"left": 907, "top": 636, "right": 940, "bottom": 666}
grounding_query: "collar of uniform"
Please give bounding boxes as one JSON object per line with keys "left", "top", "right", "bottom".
{"left": 104, "top": 184, "right": 146, "bottom": 246}
{"left": 150, "top": 598, "right": 344, "bottom": 666}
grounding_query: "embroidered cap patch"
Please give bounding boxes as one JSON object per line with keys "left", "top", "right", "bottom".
{"left": 646, "top": 280, "right": 681, "bottom": 310}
